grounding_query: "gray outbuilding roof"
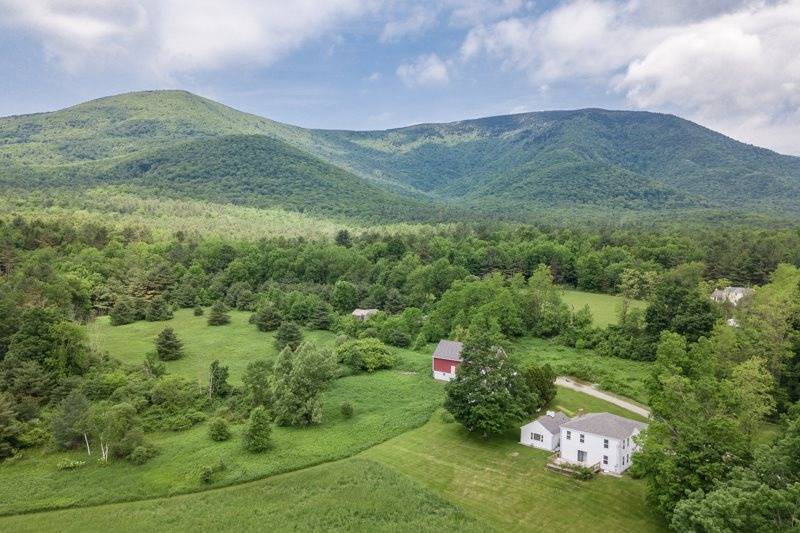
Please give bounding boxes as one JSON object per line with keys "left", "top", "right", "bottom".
{"left": 531, "top": 411, "right": 570, "bottom": 434}
{"left": 433, "top": 339, "right": 463, "bottom": 362}
{"left": 561, "top": 412, "right": 647, "bottom": 440}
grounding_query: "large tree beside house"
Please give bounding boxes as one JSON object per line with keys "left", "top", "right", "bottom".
{"left": 443, "top": 329, "right": 536, "bottom": 438}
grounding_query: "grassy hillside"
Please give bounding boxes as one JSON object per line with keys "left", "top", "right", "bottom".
{"left": 3, "top": 90, "right": 800, "bottom": 223}
{"left": 560, "top": 289, "right": 647, "bottom": 327}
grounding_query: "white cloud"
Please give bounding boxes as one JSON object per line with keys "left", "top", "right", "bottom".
{"left": 380, "top": 6, "right": 437, "bottom": 42}
{"left": 459, "top": 0, "right": 800, "bottom": 153}
{"left": 0, "top": 0, "right": 373, "bottom": 75}
{"left": 396, "top": 53, "right": 451, "bottom": 87}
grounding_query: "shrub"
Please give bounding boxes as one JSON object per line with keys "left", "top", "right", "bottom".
{"left": 441, "top": 411, "right": 455, "bottom": 424}
{"left": 128, "top": 445, "right": 157, "bottom": 465}
{"left": 340, "top": 401, "right": 354, "bottom": 418}
{"left": 208, "top": 417, "right": 231, "bottom": 441}
{"left": 243, "top": 406, "right": 272, "bottom": 452}
{"left": 572, "top": 465, "right": 596, "bottom": 480}
{"left": 336, "top": 338, "right": 396, "bottom": 372}
{"left": 385, "top": 329, "right": 411, "bottom": 348}
{"left": 274, "top": 322, "right": 303, "bottom": 351}
{"left": 193, "top": 305, "right": 204, "bottom": 316}
{"left": 253, "top": 304, "right": 281, "bottom": 332}
{"left": 207, "top": 301, "right": 231, "bottom": 326}
{"left": 56, "top": 459, "right": 86, "bottom": 471}
{"left": 200, "top": 456, "right": 227, "bottom": 483}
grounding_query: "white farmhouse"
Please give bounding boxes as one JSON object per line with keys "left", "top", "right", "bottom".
{"left": 351, "top": 308, "right": 378, "bottom": 321}
{"left": 520, "top": 411, "right": 570, "bottom": 451}
{"left": 558, "top": 412, "right": 647, "bottom": 474}
{"left": 710, "top": 286, "right": 754, "bottom": 306}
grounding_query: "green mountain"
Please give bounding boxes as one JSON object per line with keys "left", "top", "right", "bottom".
{"left": 2, "top": 90, "right": 800, "bottom": 222}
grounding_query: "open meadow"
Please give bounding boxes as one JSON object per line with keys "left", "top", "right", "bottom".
{"left": 560, "top": 289, "right": 647, "bottom": 327}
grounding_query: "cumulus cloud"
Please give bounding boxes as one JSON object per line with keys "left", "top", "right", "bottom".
{"left": 380, "top": 6, "right": 437, "bottom": 42}
{"left": 459, "top": 0, "right": 800, "bottom": 153}
{"left": 396, "top": 53, "right": 451, "bottom": 87}
{"left": 0, "top": 0, "right": 372, "bottom": 75}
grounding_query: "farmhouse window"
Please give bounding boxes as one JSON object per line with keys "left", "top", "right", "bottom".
{"left": 533, "top": 433, "right": 543, "bottom": 442}
{"left": 603, "top": 439, "right": 609, "bottom": 448}
{"left": 579, "top": 434, "right": 584, "bottom": 443}
{"left": 566, "top": 431, "right": 571, "bottom": 440}
{"left": 603, "top": 455, "right": 608, "bottom": 465}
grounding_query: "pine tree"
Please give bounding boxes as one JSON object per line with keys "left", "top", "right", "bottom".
{"left": 274, "top": 322, "right": 303, "bottom": 350}
{"left": 193, "top": 305, "right": 204, "bottom": 316}
{"left": 334, "top": 229, "right": 352, "bottom": 248}
{"left": 155, "top": 327, "right": 183, "bottom": 361}
{"left": 145, "top": 296, "right": 173, "bottom": 322}
{"left": 0, "top": 393, "right": 19, "bottom": 459}
{"left": 51, "top": 389, "right": 90, "bottom": 451}
{"left": 207, "top": 301, "right": 231, "bottom": 326}
{"left": 109, "top": 297, "right": 137, "bottom": 326}
{"left": 253, "top": 304, "right": 281, "bottom": 332}
{"left": 243, "top": 406, "right": 272, "bottom": 452}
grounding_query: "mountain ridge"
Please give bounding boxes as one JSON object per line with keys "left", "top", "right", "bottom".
{"left": 2, "top": 90, "right": 799, "bottom": 222}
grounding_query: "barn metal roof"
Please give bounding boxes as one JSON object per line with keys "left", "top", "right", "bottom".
{"left": 433, "top": 339, "right": 463, "bottom": 362}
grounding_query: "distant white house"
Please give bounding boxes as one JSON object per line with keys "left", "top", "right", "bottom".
{"left": 351, "top": 308, "right": 378, "bottom": 321}
{"left": 710, "top": 286, "right": 754, "bottom": 306}
{"left": 557, "top": 412, "right": 647, "bottom": 475}
{"left": 520, "top": 411, "right": 570, "bottom": 451}
{"left": 432, "top": 339, "right": 463, "bottom": 381}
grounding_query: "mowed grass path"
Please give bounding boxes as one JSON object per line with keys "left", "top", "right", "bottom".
{"left": 88, "top": 309, "right": 334, "bottom": 383}
{"left": 561, "top": 289, "right": 647, "bottom": 327}
{"left": 0, "top": 459, "right": 483, "bottom": 533}
{"left": 362, "top": 389, "right": 665, "bottom": 532}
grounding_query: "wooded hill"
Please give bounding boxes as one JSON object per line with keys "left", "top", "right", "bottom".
{"left": 2, "top": 90, "right": 800, "bottom": 222}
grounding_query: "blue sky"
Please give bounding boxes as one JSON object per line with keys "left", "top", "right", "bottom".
{"left": 1, "top": 1, "right": 799, "bottom": 154}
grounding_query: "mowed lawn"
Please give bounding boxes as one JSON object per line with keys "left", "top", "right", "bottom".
{"left": 88, "top": 309, "right": 337, "bottom": 384}
{"left": 363, "top": 389, "right": 665, "bottom": 533}
{"left": 560, "top": 289, "right": 647, "bottom": 327}
{"left": 0, "top": 370, "right": 443, "bottom": 515}
{"left": 0, "top": 459, "right": 483, "bottom": 533}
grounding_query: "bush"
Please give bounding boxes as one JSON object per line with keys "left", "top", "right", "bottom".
{"left": 194, "top": 305, "right": 204, "bottom": 316}
{"left": 243, "top": 406, "right": 272, "bottom": 452}
{"left": 572, "top": 465, "right": 596, "bottom": 480}
{"left": 440, "top": 411, "right": 455, "bottom": 424}
{"left": 200, "top": 456, "right": 227, "bottom": 484}
{"left": 56, "top": 459, "right": 86, "bottom": 471}
{"left": 128, "top": 445, "right": 157, "bottom": 465}
{"left": 340, "top": 401, "right": 354, "bottom": 418}
{"left": 336, "top": 338, "right": 396, "bottom": 372}
{"left": 385, "top": 329, "right": 411, "bottom": 347}
{"left": 208, "top": 417, "right": 231, "bottom": 441}
{"left": 253, "top": 304, "right": 281, "bottom": 332}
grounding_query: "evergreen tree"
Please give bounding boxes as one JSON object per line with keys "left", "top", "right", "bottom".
{"left": 193, "top": 305, "right": 204, "bottom": 316}
{"left": 208, "top": 360, "right": 230, "bottom": 398}
{"left": 308, "top": 303, "right": 332, "bottom": 330}
{"left": 143, "top": 352, "right": 166, "bottom": 378}
{"left": 331, "top": 280, "right": 358, "bottom": 313}
{"left": 334, "top": 229, "right": 352, "bottom": 248}
{"left": 109, "top": 297, "right": 138, "bottom": 326}
{"left": 207, "top": 301, "right": 231, "bottom": 326}
{"left": 253, "top": 304, "right": 281, "bottom": 332}
{"left": 52, "top": 389, "right": 90, "bottom": 451}
{"left": 520, "top": 363, "right": 557, "bottom": 410}
{"left": 243, "top": 406, "right": 272, "bottom": 452}
{"left": 155, "top": 327, "right": 183, "bottom": 361}
{"left": 274, "top": 322, "right": 303, "bottom": 351}
{"left": 145, "top": 296, "right": 173, "bottom": 321}
{"left": 242, "top": 359, "right": 272, "bottom": 408}
{"left": 0, "top": 393, "right": 19, "bottom": 460}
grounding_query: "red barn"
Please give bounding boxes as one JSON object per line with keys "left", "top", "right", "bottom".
{"left": 432, "top": 339, "right": 463, "bottom": 381}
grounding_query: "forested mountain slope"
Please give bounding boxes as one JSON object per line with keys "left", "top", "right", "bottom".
{"left": 2, "top": 90, "right": 800, "bottom": 221}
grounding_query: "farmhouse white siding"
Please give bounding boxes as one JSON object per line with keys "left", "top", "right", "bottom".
{"left": 520, "top": 411, "right": 569, "bottom": 451}
{"left": 559, "top": 413, "right": 647, "bottom": 474}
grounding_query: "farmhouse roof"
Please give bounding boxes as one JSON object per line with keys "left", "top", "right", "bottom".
{"left": 561, "top": 412, "right": 647, "bottom": 440}
{"left": 352, "top": 308, "right": 378, "bottom": 317}
{"left": 433, "top": 339, "right": 463, "bottom": 362}
{"left": 532, "top": 411, "right": 570, "bottom": 434}
{"left": 710, "top": 286, "right": 754, "bottom": 303}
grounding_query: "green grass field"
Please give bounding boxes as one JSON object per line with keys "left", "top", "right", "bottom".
{"left": 560, "top": 289, "right": 647, "bottom": 327}
{"left": 0, "top": 388, "right": 662, "bottom": 532}
{"left": 88, "top": 309, "right": 340, "bottom": 384}
{"left": 511, "top": 337, "right": 652, "bottom": 404}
